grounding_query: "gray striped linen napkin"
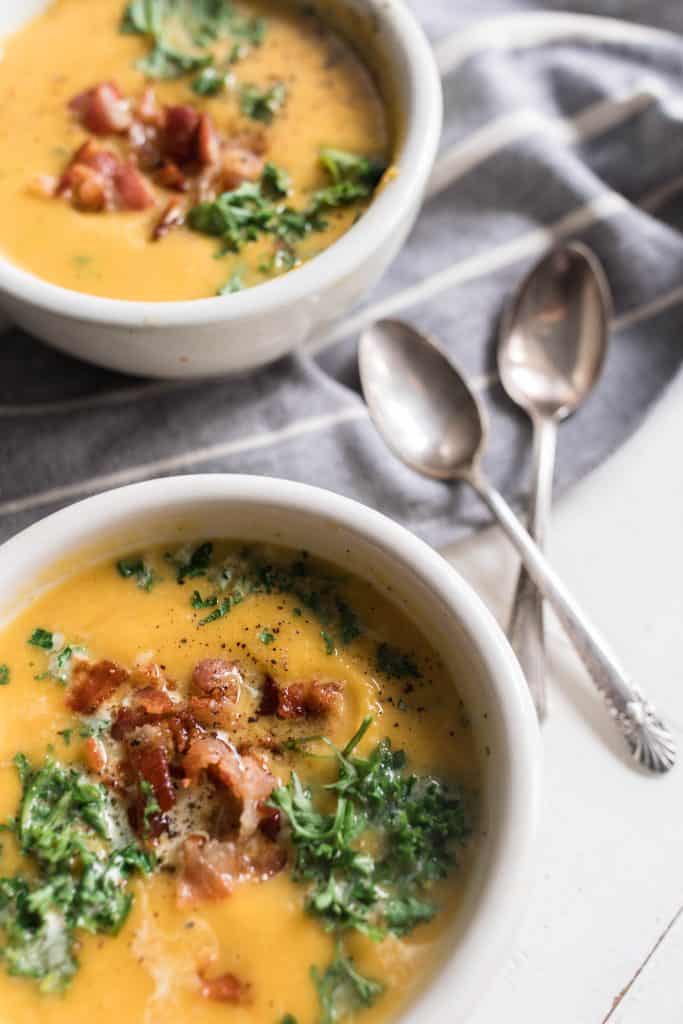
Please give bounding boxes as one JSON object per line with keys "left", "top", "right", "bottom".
{"left": 3, "top": 0, "right": 683, "bottom": 548}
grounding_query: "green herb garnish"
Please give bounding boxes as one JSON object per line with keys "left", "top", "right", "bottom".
{"left": 262, "top": 161, "right": 291, "bottom": 198}
{"left": 321, "top": 630, "right": 335, "bottom": 656}
{"left": 28, "top": 629, "right": 54, "bottom": 651}
{"left": 312, "top": 940, "right": 384, "bottom": 1024}
{"left": 0, "top": 756, "right": 153, "bottom": 992}
{"left": 270, "top": 717, "right": 468, "bottom": 941}
{"left": 0, "top": 665, "right": 9, "bottom": 686}
{"left": 166, "top": 541, "right": 213, "bottom": 583}
{"left": 259, "top": 629, "right": 275, "bottom": 645}
{"left": 192, "top": 64, "right": 232, "bottom": 95}
{"left": 218, "top": 270, "right": 244, "bottom": 294}
{"left": 116, "top": 556, "right": 157, "bottom": 591}
{"left": 239, "top": 81, "right": 286, "bottom": 123}
{"left": 375, "top": 643, "right": 421, "bottom": 680}
{"left": 121, "top": 0, "right": 265, "bottom": 79}
{"left": 191, "top": 590, "right": 218, "bottom": 609}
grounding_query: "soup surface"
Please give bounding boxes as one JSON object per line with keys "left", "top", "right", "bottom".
{"left": 0, "top": 542, "right": 478, "bottom": 1024}
{"left": 0, "top": 0, "right": 390, "bottom": 300}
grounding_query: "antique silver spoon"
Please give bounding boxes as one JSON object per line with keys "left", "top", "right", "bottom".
{"left": 498, "top": 243, "right": 612, "bottom": 721}
{"left": 359, "top": 318, "right": 675, "bottom": 773}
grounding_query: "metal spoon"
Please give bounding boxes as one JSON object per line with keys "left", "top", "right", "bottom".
{"left": 498, "top": 243, "right": 612, "bottom": 721}
{"left": 359, "top": 318, "right": 675, "bottom": 773}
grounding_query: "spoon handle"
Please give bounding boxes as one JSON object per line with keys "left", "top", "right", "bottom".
{"left": 508, "top": 416, "right": 557, "bottom": 721}
{"left": 469, "top": 472, "right": 676, "bottom": 773}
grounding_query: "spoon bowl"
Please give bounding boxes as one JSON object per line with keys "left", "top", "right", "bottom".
{"left": 359, "top": 319, "right": 486, "bottom": 480}
{"left": 498, "top": 243, "right": 612, "bottom": 421}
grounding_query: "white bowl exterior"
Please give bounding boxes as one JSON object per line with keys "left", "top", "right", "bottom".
{"left": 0, "top": 475, "right": 540, "bottom": 1021}
{"left": 0, "top": 0, "right": 442, "bottom": 378}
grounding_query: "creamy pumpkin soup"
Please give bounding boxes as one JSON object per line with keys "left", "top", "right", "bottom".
{"left": 0, "top": 542, "right": 478, "bottom": 1024}
{"left": 0, "top": 0, "right": 391, "bottom": 300}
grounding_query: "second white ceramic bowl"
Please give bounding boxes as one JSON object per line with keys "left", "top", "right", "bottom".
{"left": 0, "top": 474, "right": 540, "bottom": 1021}
{"left": 0, "top": 0, "right": 442, "bottom": 378}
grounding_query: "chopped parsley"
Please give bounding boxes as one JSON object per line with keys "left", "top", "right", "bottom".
{"left": 199, "top": 597, "right": 232, "bottom": 626}
{"left": 166, "top": 541, "right": 213, "bottom": 583}
{"left": 312, "top": 941, "right": 384, "bottom": 1024}
{"left": 191, "top": 64, "right": 232, "bottom": 95}
{"left": 258, "top": 629, "right": 275, "bottom": 645}
{"left": 218, "top": 270, "right": 244, "bottom": 294}
{"left": 116, "top": 556, "right": 157, "bottom": 591}
{"left": 191, "top": 590, "right": 218, "bottom": 609}
{"left": 321, "top": 630, "right": 335, "bottom": 656}
{"left": 0, "top": 756, "right": 153, "bottom": 992}
{"left": 0, "top": 665, "right": 9, "bottom": 686}
{"left": 375, "top": 643, "right": 421, "bottom": 680}
{"left": 239, "top": 81, "right": 286, "bottom": 123}
{"left": 121, "top": 0, "right": 265, "bottom": 79}
{"left": 140, "top": 780, "right": 161, "bottom": 836}
{"left": 188, "top": 147, "right": 385, "bottom": 268}
{"left": 270, "top": 717, "right": 469, "bottom": 942}
{"left": 28, "top": 629, "right": 54, "bottom": 651}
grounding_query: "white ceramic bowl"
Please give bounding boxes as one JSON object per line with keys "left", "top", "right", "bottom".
{"left": 0, "top": 0, "right": 442, "bottom": 379}
{"left": 0, "top": 474, "right": 540, "bottom": 1021}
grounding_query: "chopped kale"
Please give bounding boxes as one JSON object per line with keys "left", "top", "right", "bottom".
{"left": 140, "top": 780, "right": 161, "bottom": 837}
{"left": 259, "top": 629, "right": 275, "bottom": 645}
{"left": 311, "top": 940, "right": 384, "bottom": 1024}
{"left": 239, "top": 81, "right": 286, "bottom": 123}
{"left": 166, "top": 541, "right": 213, "bottom": 582}
{"left": 116, "top": 556, "right": 157, "bottom": 591}
{"left": 218, "top": 270, "right": 244, "bottom": 294}
{"left": 321, "top": 630, "right": 335, "bottom": 656}
{"left": 192, "top": 64, "right": 232, "bottom": 95}
{"left": 262, "top": 161, "right": 291, "bottom": 198}
{"left": 0, "top": 665, "right": 9, "bottom": 686}
{"left": 188, "top": 182, "right": 279, "bottom": 253}
{"left": 191, "top": 590, "right": 218, "bottom": 609}
{"left": 0, "top": 757, "right": 153, "bottom": 992}
{"left": 121, "top": 0, "right": 265, "bottom": 79}
{"left": 375, "top": 643, "right": 421, "bottom": 680}
{"left": 319, "top": 147, "right": 387, "bottom": 189}
{"left": 270, "top": 718, "right": 469, "bottom": 942}
{"left": 28, "top": 629, "right": 54, "bottom": 651}
{"left": 199, "top": 597, "right": 232, "bottom": 625}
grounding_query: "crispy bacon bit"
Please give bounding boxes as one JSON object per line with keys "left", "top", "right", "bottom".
{"left": 152, "top": 197, "right": 187, "bottom": 241}
{"left": 136, "top": 86, "right": 164, "bottom": 128}
{"left": 131, "top": 661, "right": 169, "bottom": 690}
{"left": 219, "top": 145, "right": 265, "bottom": 191}
{"left": 197, "top": 114, "right": 220, "bottom": 166}
{"left": 69, "top": 81, "right": 131, "bottom": 135}
{"left": 129, "top": 736, "right": 175, "bottom": 813}
{"left": 155, "top": 160, "right": 188, "bottom": 192}
{"left": 113, "top": 162, "right": 156, "bottom": 211}
{"left": 164, "top": 105, "right": 201, "bottom": 163}
{"left": 130, "top": 686, "right": 175, "bottom": 716}
{"left": 191, "top": 659, "right": 242, "bottom": 700}
{"left": 261, "top": 678, "right": 343, "bottom": 720}
{"left": 183, "top": 737, "right": 275, "bottom": 836}
{"left": 67, "top": 660, "right": 129, "bottom": 714}
{"left": 178, "top": 833, "right": 286, "bottom": 906}
{"left": 84, "top": 736, "right": 107, "bottom": 776}
{"left": 199, "top": 970, "right": 250, "bottom": 1004}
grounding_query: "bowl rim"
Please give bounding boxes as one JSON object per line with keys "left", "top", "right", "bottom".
{"left": 0, "top": 474, "right": 540, "bottom": 1021}
{"left": 0, "top": 0, "right": 442, "bottom": 325}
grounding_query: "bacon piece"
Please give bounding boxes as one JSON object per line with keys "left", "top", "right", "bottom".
{"left": 84, "top": 736, "right": 107, "bottom": 776}
{"left": 136, "top": 86, "right": 164, "bottom": 128}
{"left": 57, "top": 140, "right": 119, "bottom": 204}
{"left": 186, "top": 695, "right": 237, "bottom": 732}
{"left": 183, "top": 737, "right": 275, "bottom": 836}
{"left": 197, "top": 114, "right": 220, "bottom": 166}
{"left": 199, "top": 970, "right": 250, "bottom": 1004}
{"left": 67, "top": 660, "right": 129, "bottom": 714}
{"left": 128, "top": 734, "right": 175, "bottom": 813}
{"left": 128, "top": 120, "right": 163, "bottom": 171}
{"left": 155, "top": 160, "right": 188, "bottom": 192}
{"left": 113, "top": 162, "right": 156, "bottom": 211}
{"left": 152, "top": 197, "right": 187, "bottom": 241}
{"left": 163, "top": 105, "right": 200, "bottom": 163}
{"left": 131, "top": 686, "right": 174, "bottom": 716}
{"left": 219, "top": 145, "right": 264, "bottom": 191}
{"left": 178, "top": 833, "right": 285, "bottom": 906}
{"left": 69, "top": 81, "right": 131, "bottom": 135}
{"left": 261, "top": 678, "right": 343, "bottom": 720}
{"left": 191, "top": 659, "right": 242, "bottom": 700}
{"left": 131, "top": 661, "right": 169, "bottom": 690}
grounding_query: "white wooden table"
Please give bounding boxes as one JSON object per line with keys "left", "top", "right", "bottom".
{"left": 441, "top": 371, "right": 683, "bottom": 1022}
